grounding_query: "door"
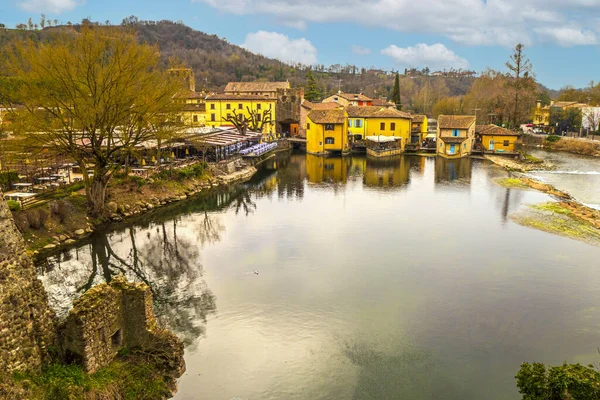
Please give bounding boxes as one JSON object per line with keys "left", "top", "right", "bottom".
{"left": 449, "top": 144, "right": 455, "bottom": 154}
{"left": 489, "top": 140, "right": 495, "bottom": 151}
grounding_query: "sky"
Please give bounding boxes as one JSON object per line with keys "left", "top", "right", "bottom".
{"left": 2, "top": 0, "right": 600, "bottom": 89}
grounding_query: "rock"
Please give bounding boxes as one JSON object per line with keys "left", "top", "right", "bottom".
{"left": 52, "top": 236, "right": 59, "bottom": 242}
{"left": 74, "top": 229, "right": 85, "bottom": 236}
{"left": 85, "top": 227, "right": 93, "bottom": 233}
{"left": 111, "top": 215, "right": 122, "bottom": 222}
{"left": 178, "top": 195, "right": 187, "bottom": 200}
{"left": 65, "top": 239, "right": 76, "bottom": 245}
{"left": 146, "top": 204, "right": 154, "bottom": 210}
{"left": 117, "top": 204, "right": 125, "bottom": 214}
{"left": 58, "top": 235, "right": 68, "bottom": 242}
{"left": 43, "top": 244, "right": 56, "bottom": 250}
{"left": 123, "top": 212, "right": 131, "bottom": 217}
{"left": 107, "top": 202, "right": 118, "bottom": 213}
{"left": 124, "top": 204, "right": 131, "bottom": 211}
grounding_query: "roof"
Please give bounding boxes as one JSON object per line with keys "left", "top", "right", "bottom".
{"left": 175, "top": 91, "right": 206, "bottom": 100}
{"left": 308, "top": 109, "right": 346, "bottom": 124}
{"left": 372, "top": 98, "right": 395, "bottom": 107}
{"left": 336, "top": 93, "right": 372, "bottom": 102}
{"left": 438, "top": 115, "right": 476, "bottom": 129}
{"left": 194, "top": 128, "right": 263, "bottom": 147}
{"left": 346, "top": 106, "right": 412, "bottom": 119}
{"left": 476, "top": 124, "right": 521, "bottom": 136}
{"left": 182, "top": 104, "right": 206, "bottom": 112}
{"left": 411, "top": 114, "right": 426, "bottom": 123}
{"left": 206, "top": 94, "right": 276, "bottom": 101}
{"left": 224, "top": 82, "right": 290, "bottom": 92}
{"left": 301, "top": 100, "right": 340, "bottom": 111}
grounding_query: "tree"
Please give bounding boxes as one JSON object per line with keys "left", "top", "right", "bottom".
{"left": 304, "top": 70, "right": 321, "bottom": 102}
{"left": 516, "top": 362, "right": 600, "bottom": 400}
{"left": 432, "top": 96, "right": 463, "bottom": 118}
{"left": 550, "top": 107, "right": 582, "bottom": 135}
{"left": 224, "top": 107, "right": 273, "bottom": 135}
{"left": 40, "top": 14, "right": 46, "bottom": 29}
{"left": 391, "top": 72, "right": 402, "bottom": 110}
{"left": 4, "top": 26, "right": 183, "bottom": 216}
{"left": 505, "top": 43, "right": 534, "bottom": 128}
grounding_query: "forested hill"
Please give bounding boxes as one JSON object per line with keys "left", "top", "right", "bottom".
{"left": 1, "top": 18, "right": 480, "bottom": 112}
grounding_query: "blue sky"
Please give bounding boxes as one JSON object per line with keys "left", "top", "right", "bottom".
{"left": 2, "top": 0, "right": 600, "bottom": 89}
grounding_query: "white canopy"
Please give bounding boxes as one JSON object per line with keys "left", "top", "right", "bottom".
{"left": 365, "top": 135, "right": 398, "bottom": 143}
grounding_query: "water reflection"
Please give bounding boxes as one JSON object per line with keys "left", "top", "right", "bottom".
{"left": 435, "top": 157, "right": 472, "bottom": 185}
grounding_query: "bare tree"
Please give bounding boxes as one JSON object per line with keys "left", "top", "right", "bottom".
{"left": 223, "top": 107, "right": 273, "bottom": 134}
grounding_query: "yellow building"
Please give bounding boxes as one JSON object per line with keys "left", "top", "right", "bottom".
{"left": 205, "top": 94, "right": 276, "bottom": 135}
{"left": 411, "top": 115, "right": 428, "bottom": 141}
{"left": 437, "top": 115, "right": 476, "bottom": 158}
{"left": 533, "top": 101, "right": 588, "bottom": 129}
{"left": 300, "top": 101, "right": 340, "bottom": 138}
{"left": 173, "top": 91, "right": 206, "bottom": 127}
{"left": 306, "top": 108, "right": 349, "bottom": 155}
{"left": 476, "top": 124, "right": 521, "bottom": 154}
{"left": 346, "top": 106, "right": 412, "bottom": 149}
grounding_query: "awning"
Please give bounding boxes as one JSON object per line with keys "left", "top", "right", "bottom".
{"left": 365, "top": 135, "right": 398, "bottom": 143}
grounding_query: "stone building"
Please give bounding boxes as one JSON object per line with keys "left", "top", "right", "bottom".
{"left": 58, "top": 275, "right": 185, "bottom": 375}
{"left": 0, "top": 190, "right": 56, "bottom": 373}
{"left": 275, "top": 87, "right": 304, "bottom": 136}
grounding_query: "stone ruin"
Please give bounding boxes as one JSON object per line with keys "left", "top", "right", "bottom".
{"left": 0, "top": 189, "right": 55, "bottom": 374}
{"left": 58, "top": 276, "right": 185, "bottom": 377}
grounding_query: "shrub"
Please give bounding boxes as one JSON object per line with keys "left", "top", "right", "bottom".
{"left": 0, "top": 171, "right": 19, "bottom": 190}
{"left": 545, "top": 135, "right": 561, "bottom": 143}
{"left": 49, "top": 200, "right": 74, "bottom": 223}
{"left": 516, "top": 362, "right": 600, "bottom": 400}
{"left": 26, "top": 208, "right": 49, "bottom": 229}
{"left": 6, "top": 200, "right": 21, "bottom": 212}
{"left": 155, "top": 163, "right": 206, "bottom": 182}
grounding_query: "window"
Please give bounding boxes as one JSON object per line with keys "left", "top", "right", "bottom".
{"left": 440, "top": 142, "right": 443, "bottom": 148}
{"left": 452, "top": 129, "right": 459, "bottom": 137}
{"left": 211, "top": 113, "right": 216, "bottom": 122}
{"left": 463, "top": 143, "right": 466, "bottom": 149}
{"left": 325, "top": 124, "right": 335, "bottom": 131}
{"left": 355, "top": 119, "right": 363, "bottom": 128}
{"left": 257, "top": 114, "right": 262, "bottom": 121}
{"left": 111, "top": 329, "right": 122, "bottom": 347}
{"left": 348, "top": 120, "right": 352, "bottom": 127}
{"left": 210, "top": 104, "right": 215, "bottom": 110}
{"left": 227, "top": 113, "right": 232, "bottom": 120}
{"left": 334, "top": 97, "right": 339, "bottom": 101}
{"left": 307, "top": 123, "right": 311, "bottom": 130}
{"left": 238, "top": 103, "right": 243, "bottom": 110}
{"left": 504, "top": 140, "right": 509, "bottom": 146}
{"left": 257, "top": 103, "right": 261, "bottom": 110}
{"left": 390, "top": 122, "right": 396, "bottom": 130}
{"left": 193, "top": 115, "right": 198, "bottom": 122}
{"left": 226, "top": 103, "right": 231, "bottom": 110}
{"left": 380, "top": 122, "right": 385, "bottom": 130}
{"left": 325, "top": 137, "right": 335, "bottom": 144}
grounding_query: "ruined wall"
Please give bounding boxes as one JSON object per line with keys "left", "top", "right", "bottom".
{"left": 58, "top": 276, "right": 185, "bottom": 377}
{"left": 276, "top": 87, "right": 304, "bottom": 133}
{"left": 0, "top": 191, "right": 56, "bottom": 373}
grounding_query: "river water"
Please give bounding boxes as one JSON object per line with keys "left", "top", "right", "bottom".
{"left": 36, "top": 152, "right": 600, "bottom": 400}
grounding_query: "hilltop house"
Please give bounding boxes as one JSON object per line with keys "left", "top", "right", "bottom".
{"left": 437, "top": 115, "right": 476, "bottom": 158}
{"left": 306, "top": 108, "right": 349, "bottom": 155}
{"left": 323, "top": 92, "right": 373, "bottom": 107}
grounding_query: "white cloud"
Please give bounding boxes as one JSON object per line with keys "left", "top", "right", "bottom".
{"left": 193, "top": 0, "right": 600, "bottom": 47}
{"left": 535, "top": 26, "right": 598, "bottom": 46}
{"left": 242, "top": 31, "right": 317, "bottom": 65}
{"left": 381, "top": 43, "right": 469, "bottom": 70}
{"left": 18, "top": 0, "right": 82, "bottom": 13}
{"left": 352, "top": 45, "right": 371, "bottom": 55}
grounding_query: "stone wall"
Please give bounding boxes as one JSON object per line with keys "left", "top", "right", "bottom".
{"left": 58, "top": 276, "right": 185, "bottom": 377}
{"left": 0, "top": 191, "right": 56, "bottom": 373}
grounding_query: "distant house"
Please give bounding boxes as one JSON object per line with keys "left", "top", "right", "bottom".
{"left": 437, "top": 115, "right": 476, "bottom": 158}
{"left": 300, "top": 100, "right": 340, "bottom": 138}
{"left": 306, "top": 108, "right": 349, "bottom": 155}
{"left": 371, "top": 98, "right": 396, "bottom": 108}
{"left": 322, "top": 92, "right": 373, "bottom": 107}
{"left": 224, "top": 81, "right": 290, "bottom": 99}
{"left": 475, "top": 124, "right": 521, "bottom": 154}
{"left": 533, "top": 100, "right": 588, "bottom": 130}
{"left": 174, "top": 91, "right": 206, "bottom": 127}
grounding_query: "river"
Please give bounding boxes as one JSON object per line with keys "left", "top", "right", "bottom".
{"left": 36, "top": 152, "right": 600, "bottom": 400}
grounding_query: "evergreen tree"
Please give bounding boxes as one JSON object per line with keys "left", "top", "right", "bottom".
{"left": 391, "top": 72, "right": 402, "bottom": 110}
{"left": 506, "top": 43, "right": 533, "bottom": 128}
{"left": 304, "top": 70, "right": 321, "bottom": 102}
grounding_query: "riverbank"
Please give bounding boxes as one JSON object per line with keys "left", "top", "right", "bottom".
{"left": 484, "top": 154, "right": 555, "bottom": 172}
{"left": 12, "top": 161, "right": 257, "bottom": 253}
{"left": 523, "top": 134, "right": 600, "bottom": 157}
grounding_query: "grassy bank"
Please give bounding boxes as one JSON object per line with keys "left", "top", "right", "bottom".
{"left": 10, "top": 162, "right": 231, "bottom": 252}
{"left": 1, "top": 352, "right": 173, "bottom": 400}
{"left": 523, "top": 134, "right": 600, "bottom": 157}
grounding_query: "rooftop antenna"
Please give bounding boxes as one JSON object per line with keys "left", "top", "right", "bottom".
{"left": 337, "top": 79, "right": 342, "bottom": 94}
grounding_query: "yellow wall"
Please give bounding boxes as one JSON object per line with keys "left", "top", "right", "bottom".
{"left": 533, "top": 108, "right": 550, "bottom": 126}
{"left": 412, "top": 117, "right": 428, "bottom": 140}
{"left": 180, "top": 110, "right": 205, "bottom": 127}
{"left": 363, "top": 157, "right": 410, "bottom": 188}
{"left": 437, "top": 125, "right": 475, "bottom": 158}
{"left": 481, "top": 135, "right": 519, "bottom": 153}
{"left": 348, "top": 118, "right": 366, "bottom": 138}
{"left": 306, "top": 117, "right": 349, "bottom": 155}
{"left": 205, "top": 99, "right": 277, "bottom": 134}
{"left": 365, "top": 117, "right": 411, "bottom": 149}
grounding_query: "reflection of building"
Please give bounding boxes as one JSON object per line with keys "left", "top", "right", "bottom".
{"left": 434, "top": 157, "right": 472, "bottom": 184}
{"left": 306, "top": 108, "right": 349, "bottom": 155}
{"left": 475, "top": 124, "right": 521, "bottom": 154}
{"left": 323, "top": 92, "right": 373, "bottom": 107}
{"left": 437, "top": 115, "right": 476, "bottom": 158}
{"left": 305, "top": 154, "right": 350, "bottom": 183}
{"left": 363, "top": 157, "right": 411, "bottom": 188}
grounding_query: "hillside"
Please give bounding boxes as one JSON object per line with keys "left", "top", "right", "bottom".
{"left": 2, "top": 18, "right": 480, "bottom": 113}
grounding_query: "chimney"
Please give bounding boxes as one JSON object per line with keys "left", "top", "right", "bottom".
{"left": 537, "top": 101, "right": 541, "bottom": 109}
{"left": 550, "top": 100, "right": 554, "bottom": 106}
